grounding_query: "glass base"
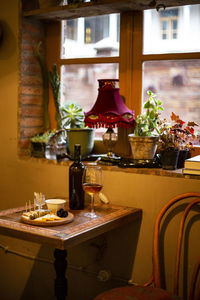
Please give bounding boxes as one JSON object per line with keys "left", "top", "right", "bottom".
{"left": 84, "top": 212, "right": 98, "bottom": 218}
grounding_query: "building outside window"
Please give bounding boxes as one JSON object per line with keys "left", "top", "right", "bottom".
{"left": 143, "top": 5, "right": 200, "bottom": 129}
{"left": 160, "top": 9, "right": 179, "bottom": 40}
{"left": 84, "top": 15, "right": 109, "bottom": 44}
{"left": 62, "top": 14, "right": 119, "bottom": 59}
{"left": 64, "top": 19, "right": 78, "bottom": 41}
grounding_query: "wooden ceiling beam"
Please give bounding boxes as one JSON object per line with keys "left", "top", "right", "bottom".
{"left": 23, "top": 0, "right": 200, "bottom": 20}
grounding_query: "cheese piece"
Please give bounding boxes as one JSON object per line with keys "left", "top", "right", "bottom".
{"left": 22, "top": 210, "right": 50, "bottom": 220}
{"left": 34, "top": 213, "right": 62, "bottom": 222}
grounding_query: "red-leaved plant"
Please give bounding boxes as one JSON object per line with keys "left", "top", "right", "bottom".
{"left": 158, "top": 113, "right": 199, "bottom": 151}
{"left": 170, "top": 112, "right": 198, "bottom": 150}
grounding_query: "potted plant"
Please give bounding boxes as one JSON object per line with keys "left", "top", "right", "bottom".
{"left": 48, "top": 64, "right": 62, "bottom": 130}
{"left": 61, "top": 103, "right": 94, "bottom": 159}
{"left": 157, "top": 117, "right": 180, "bottom": 170}
{"left": 30, "top": 46, "right": 65, "bottom": 158}
{"left": 168, "top": 112, "right": 198, "bottom": 168}
{"left": 30, "top": 131, "right": 56, "bottom": 158}
{"left": 128, "top": 90, "right": 163, "bottom": 160}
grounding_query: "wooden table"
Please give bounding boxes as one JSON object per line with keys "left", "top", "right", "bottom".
{"left": 0, "top": 203, "right": 142, "bottom": 300}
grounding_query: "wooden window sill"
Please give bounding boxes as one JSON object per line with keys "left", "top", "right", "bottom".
{"left": 18, "top": 154, "right": 200, "bottom": 181}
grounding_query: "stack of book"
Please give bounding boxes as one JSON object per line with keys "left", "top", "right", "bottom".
{"left": 183, "top": 155, "right": 200, "bottom": 175}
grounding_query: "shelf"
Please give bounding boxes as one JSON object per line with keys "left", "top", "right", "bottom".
{"left": 19, "top": 155, "right": 200, "bottom": 180}
{"left": 22, "top": 0, "right": 200, "bottom": 21}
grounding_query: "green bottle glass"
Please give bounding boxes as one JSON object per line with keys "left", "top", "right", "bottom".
{"left": 69, "top": 144, "right": 85, "bottom": 210}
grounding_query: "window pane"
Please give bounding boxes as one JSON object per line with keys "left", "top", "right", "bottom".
{"left": 172, "top": 19, "right": 177, "bottom": 30}
{"left": 85, "top": 15, "right": 109, "bottom": 44}
{"left": 143, "top": 5, "right": 200, "bottom": 54}
{"left": 162, "top": 21, "right": 167, "bottom": 30}
{"left": 160, "top": 8, "right": 178, "bottom": 17}
{"left": 61, "top": 63, "right": 119, "bottom": 112}
{"left": 62, "top": 14, "right": 120, "bottom": 59}
{"left": 142, "top": 60, "right": 200, "bottom": 127}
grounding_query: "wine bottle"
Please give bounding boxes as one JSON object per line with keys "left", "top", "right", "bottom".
{"left": 69, "top": 144, "right": 85, "bottom": 210}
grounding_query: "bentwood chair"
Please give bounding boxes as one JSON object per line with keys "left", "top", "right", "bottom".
{"left": 94, "top": 192, "right": 200, "bottom": 300}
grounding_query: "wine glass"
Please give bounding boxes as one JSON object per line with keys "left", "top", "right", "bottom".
{"left": 82, "top": 165, "right": 102, "bottom": 218}
{"left": 34, "top": 192, "right": 45, "bottom": 212}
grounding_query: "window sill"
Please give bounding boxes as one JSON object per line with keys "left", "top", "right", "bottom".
{"left": 19, "top": 154, "right": 200, "bottom": 181}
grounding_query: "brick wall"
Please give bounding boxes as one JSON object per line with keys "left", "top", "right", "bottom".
{"left": 19, "top": 17, "right": 46, "bottom": 154}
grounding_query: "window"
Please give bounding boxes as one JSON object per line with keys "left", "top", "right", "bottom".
{"left": 143, "top": 5, "right": 200, "bottom": 130}
{"left": 57, "top": 14, "right": 120, "bottom": 139}
{"left": 64, "top": 19, "right": 78, "bottom": 41}
{"left": 46, "top": 4, "right": 200, "bottom": 149}
{"left": 143, "top": 5, "right": 200, "bottom": 54}
{"left": 84, "top": 15, "right": 109, "bottom": 44}
{"left": 61, "top": 14, "right": 119, "bottom": 59}
{"left": 142, "top": 60, "right": 200, "bottom": 125}
{"left": 60, "top": 63, "right": 119, "bottom": 111}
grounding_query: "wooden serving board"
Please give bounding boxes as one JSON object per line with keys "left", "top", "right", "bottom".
{"left": 21, "top": 212, "right": 74, "bottom": 227}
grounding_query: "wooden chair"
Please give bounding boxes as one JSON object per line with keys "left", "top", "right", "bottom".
{"left": 93, "top": 192, "right": 200, "bottom": 300}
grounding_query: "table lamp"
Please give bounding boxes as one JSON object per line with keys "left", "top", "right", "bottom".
{"left": 84, "top": 79, "right": 135, "bottom": 160}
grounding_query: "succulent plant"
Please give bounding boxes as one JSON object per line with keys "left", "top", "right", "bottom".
{"left": 61, "top": 103, "right": 85, "bottom": 129}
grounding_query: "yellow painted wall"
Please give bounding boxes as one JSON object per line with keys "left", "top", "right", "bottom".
{"left": 0, "top": 1, "right": 199, "bottom": 299}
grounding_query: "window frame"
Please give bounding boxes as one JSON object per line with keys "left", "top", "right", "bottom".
{"left": 45, "top": 10, "right": 200, "bottom": 154}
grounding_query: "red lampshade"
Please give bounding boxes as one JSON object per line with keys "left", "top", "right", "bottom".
{"left": 84, "top": 79, "right": 135, "bottom": 129}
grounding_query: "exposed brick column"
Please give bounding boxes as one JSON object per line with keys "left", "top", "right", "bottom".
{"left": 19, "top": 17, "right": 46, "bottom": 155}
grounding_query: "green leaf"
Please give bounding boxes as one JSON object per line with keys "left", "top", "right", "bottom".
{"left": 150, "top": 110, "right": 155, "bottom": 119}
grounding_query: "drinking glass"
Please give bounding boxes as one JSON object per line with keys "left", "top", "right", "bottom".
{"left": 34, "top": 192, "right": 45, "bottom": 211}
{"left": 82, "top": 165, "right": 102, "bottom": 218}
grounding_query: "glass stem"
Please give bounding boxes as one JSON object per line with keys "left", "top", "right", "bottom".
{"left": 91, "top": 194, "right": 94, "bottom": 214}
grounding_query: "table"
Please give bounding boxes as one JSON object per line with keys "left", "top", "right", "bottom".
{"left": 0, "top": 203, "right": 142, "bottom": 300}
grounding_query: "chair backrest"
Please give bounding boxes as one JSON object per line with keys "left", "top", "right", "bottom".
{"left": 152, "top": 192, "right": 200, "bottom": 299}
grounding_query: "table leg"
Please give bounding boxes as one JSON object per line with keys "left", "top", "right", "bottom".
{"left": 54, "top": 248, "right": 67, "bottom": 300}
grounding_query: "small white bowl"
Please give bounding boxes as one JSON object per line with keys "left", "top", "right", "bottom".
{"left": 45, "top": 199, "right": 66, "bottom": 211}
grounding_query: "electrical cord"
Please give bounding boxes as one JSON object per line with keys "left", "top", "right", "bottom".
{"left": 0, "top": 242, "right": 131, "bottom": 284}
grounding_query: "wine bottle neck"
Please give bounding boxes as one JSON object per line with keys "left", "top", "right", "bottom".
{"left": 74, "top": 144, "right": 81, "bottom": 162}
{"left": 74, "top": 155, "right": 81, "bottom": 163}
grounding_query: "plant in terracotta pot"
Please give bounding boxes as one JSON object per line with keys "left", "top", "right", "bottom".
{"left": 128, "top": 90, "right": 163, "bottom": 160}
{"left": 61, "top": 103, "right": 94, "bottom": 159}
